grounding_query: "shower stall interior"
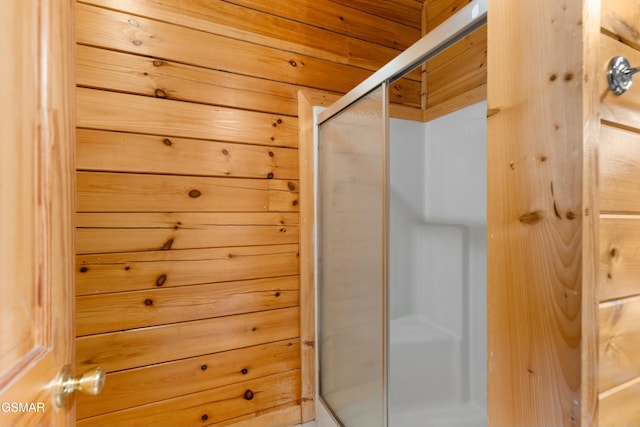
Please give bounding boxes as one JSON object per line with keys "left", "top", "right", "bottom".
{"left": 315, "top": 2, "right": 488, "bottom": 426}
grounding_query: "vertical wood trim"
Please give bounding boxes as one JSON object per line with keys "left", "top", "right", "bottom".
{"left": 297, "top": 90, "right": 317, "bottom": 423}
{"left": 581, "top": 0, "right": 602, "bottom": 425}
{"left": 487, "top": 0, "right": 588, "bottom": 425}
{"left": 297, "top": 90, "right": 340, "bottom": 423}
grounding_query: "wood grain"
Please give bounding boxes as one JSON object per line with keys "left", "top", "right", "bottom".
{"left": 328, "top": 0, "right": 422, "bottom": 29}
{"left": 76, "top": 244, "right": 299, "bottom": 295}
{"left": 77, "top": 129, "right": 298, "bottom": 179}
{"left": 424, "top": 0, "right": 473, "bottom": 31}
{"left": 76, "top": 88, "right": 298, "bottom": 149}
{"left": 77, "top": 339, "right": 300, "bottom": 419}
{"left": 599, "top": 124, "right": 640, "bottom": 215}
{"left": 77, "top": 307, "right": 299, "bottom": 373}
{"left": 213, "top": 402, "right": 302, "bottom": 427}
{"left": 487, "top": 0, "right": 586, "bottom": 425}
{"left": 76, "top": 276, "right": 299, "bottom": 336}
{"left": 75, "top": 4, "right": 420, "bottom": 98}
{"left": 599, "top": 216, "right": 640, "bottom": 301}
{"left": 75, "top": 45, "right": 329, "bottom": 117}
{"left": 601, "top": 0, "right": 640, "bottom": 49}
{"left": 76, "top": 172, "right": 298, "bottom": 213}
{"left": 219, "top": 0, "right": 420, "bottom": 50}
{"left": 600, "top": 297, "right": 640, "bottom": 391}
{"left": 78, "top": 0, "right": 405, "bottom": 73}
{"left": 76, "top": 211, "right": 300, "bottom": 256}
{"left": 599, "top": 377, "right": 640, "bottom": 427}
{"left": 76, "top": 370, "right": 300, "bottom": 427}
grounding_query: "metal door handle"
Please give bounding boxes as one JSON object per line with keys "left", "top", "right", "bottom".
{"left": 608, "top": 56, "right": 640, "bottom": 95}
{"left": 53, "top": 365, "right": 105, "bottom": 407}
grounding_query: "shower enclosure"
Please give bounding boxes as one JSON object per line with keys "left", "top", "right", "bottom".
{"left": 316, "top": 2, "right": 487, "bottom": 426}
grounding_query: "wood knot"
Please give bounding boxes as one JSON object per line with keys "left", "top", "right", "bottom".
{"left": 127, "top": 19, "right": 139, "bottom": 28}
{"left": 201, "top": 414, "right": 208, "bottom": 422}
{"left": 161, "top": 238, "right": 174, "bottom": 250}
{"left": 292, "top": 200, "right": 298, "bottom": 206}
{"left": 565, "top": 211, "right": 576, "bottom": 220}
{"left": 188, "top": 189, "right": 201, "bottom": 198}
{"left": 222, "top": 149, "right": 229, "bottom": 155}
{"left": 277, "top": 118, "right": 282, "bottom": 124}
{"left": 153, "top": 59, "right": 164, "bottom": 67}
{"left": 243, "top": 390, "right": 254, "bottom": 400}
{"left": 79, "top": 266, "right": 89, "bottom": 273}
{"left": 487, "top": 108, "right": 500, "bottom": 117}
{"left": 241, "top": 368, "right": 248, "bottom": 375}
{"left": 267, "top": 172, "right": 274, "bottom": 179}
{"left": 144, "top": 298, "right": 153, "bottom": 306}
{"left": 201, "top": 364, "right": 207, "bottom": 371}
{"left": 268, "top": 151, "right": 274, "bottom": 157}
{"left": 289, "top": 60, "right": 297, "bottom": 67}
{"left": 519, "top": 210, "right": 544, "bottom": 225}
{"left": 564, "top": 72, "right": 574, "bottom": 81}
{"left": 610, "top": 247, "right": 618, "bottom": 258}
{"left": 549, "top": 73, "right": 557, "bottom": 82}
{"left": 163, "top": 138, "right": 172, "bottom": 146}
{"left": 287, "top": 182, "right": 296, "bottom": 191}
{"left": 155, "top": 274, "right": 167, "bottom": 287}
{"left": 132, "top": 39, "right": 143, "bottom": 46}
{"left": 154, "top": 88, "right": 167, "bottom": 98}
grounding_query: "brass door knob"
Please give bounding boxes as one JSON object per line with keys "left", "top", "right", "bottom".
{"left": 53, "top": 365, "right": 105, "bottom": 407}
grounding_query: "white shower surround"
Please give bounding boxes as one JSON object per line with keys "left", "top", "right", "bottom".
{"left": 388, "top": 101, "right": 487, "bottom": 427}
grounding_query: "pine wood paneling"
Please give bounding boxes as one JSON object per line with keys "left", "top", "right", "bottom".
{"left": 75, "top": 4, "right": 422, "bottom": 98}
{"left": 77, "top": 223, "right": 298, "bottom": 254}
{"left": 599, "top": 378, "right": 640, "bottom": 427}
{"left": 78, "top": 0, "right": 403, "bottom": 73}
{"left": 75, "top": 45, "right": 324, "bottom": 117}
{"left": 77, "top": 370, "right": 300, "bottom": 427}
{"left": 600, "top": 297, "right": 640, "bottom": 391}
{"left": 220, "top": 0, "right": 420, "bottom": 50}
{"left": 598, "top": 1, "right": 640, "bottom": 424}
{"left": 422, "top": 5, "right": 487, "bottom": 120}
{"left": 76, "top": 172, "right": 298, "bottom": 213}
{"left": 76, "top": 129, "right": 298, "bottom": 179}
{"left": 601, "top": 0, "right": 640, "bottom": 49}
{"left": 425, "top": 0, "right": 472, "bottom": 32}
{"left": 328, "top": 0, "right": 422, "bottom": 29}
{"left": 76, "top": 244, "right": 299, "bottom": 295}
{"left": 216, "top": 402, "right": 302, "bottom": 427}
{"left": 600, "top": 124, "right": 640, "bottom": 213}
{"left": 77, "top": 340, "right": 300, "bottom": 419}
{"left": 76, "top": 276, "right": 300, "bottom": 336}
{"left": 76, "top": 88, "right": 298, "bottom": 149}
{"left": 600, "top": 216, "right": 640, "bottom": 302}
{"left": 426, "top": 27, "right": 486, "bottom": 108}
{"left": 77, "top": 307, "right": 299, "bottom": 373}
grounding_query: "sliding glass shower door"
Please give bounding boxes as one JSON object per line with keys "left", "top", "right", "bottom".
{"left": 317, "top": 85, "right": 388, "bottom": 427}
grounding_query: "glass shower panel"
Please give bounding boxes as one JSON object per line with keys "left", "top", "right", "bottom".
{"left": 318, "top": 85, "right": 387, "bottom": 427}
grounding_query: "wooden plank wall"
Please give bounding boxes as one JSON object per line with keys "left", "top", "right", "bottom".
{"left": 598, "top": 1, "right": 640, "bottom": 425}
{"left": 73, "top": 1, "right": 424, "bottom": 426}
{"left": 422, "top": 0, "right": 487, "bottom": 121}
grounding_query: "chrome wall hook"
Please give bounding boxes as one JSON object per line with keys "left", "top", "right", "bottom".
{"left": 608, "top": 56, "right": 640, "bottom": 95}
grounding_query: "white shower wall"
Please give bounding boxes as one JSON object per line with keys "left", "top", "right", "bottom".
{"left": 389, "top": 101, "right": 487, "bottom": 418}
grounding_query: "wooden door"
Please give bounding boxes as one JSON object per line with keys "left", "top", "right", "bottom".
{"left": 0, "top": 0, "right": 76, "bottom": 426}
